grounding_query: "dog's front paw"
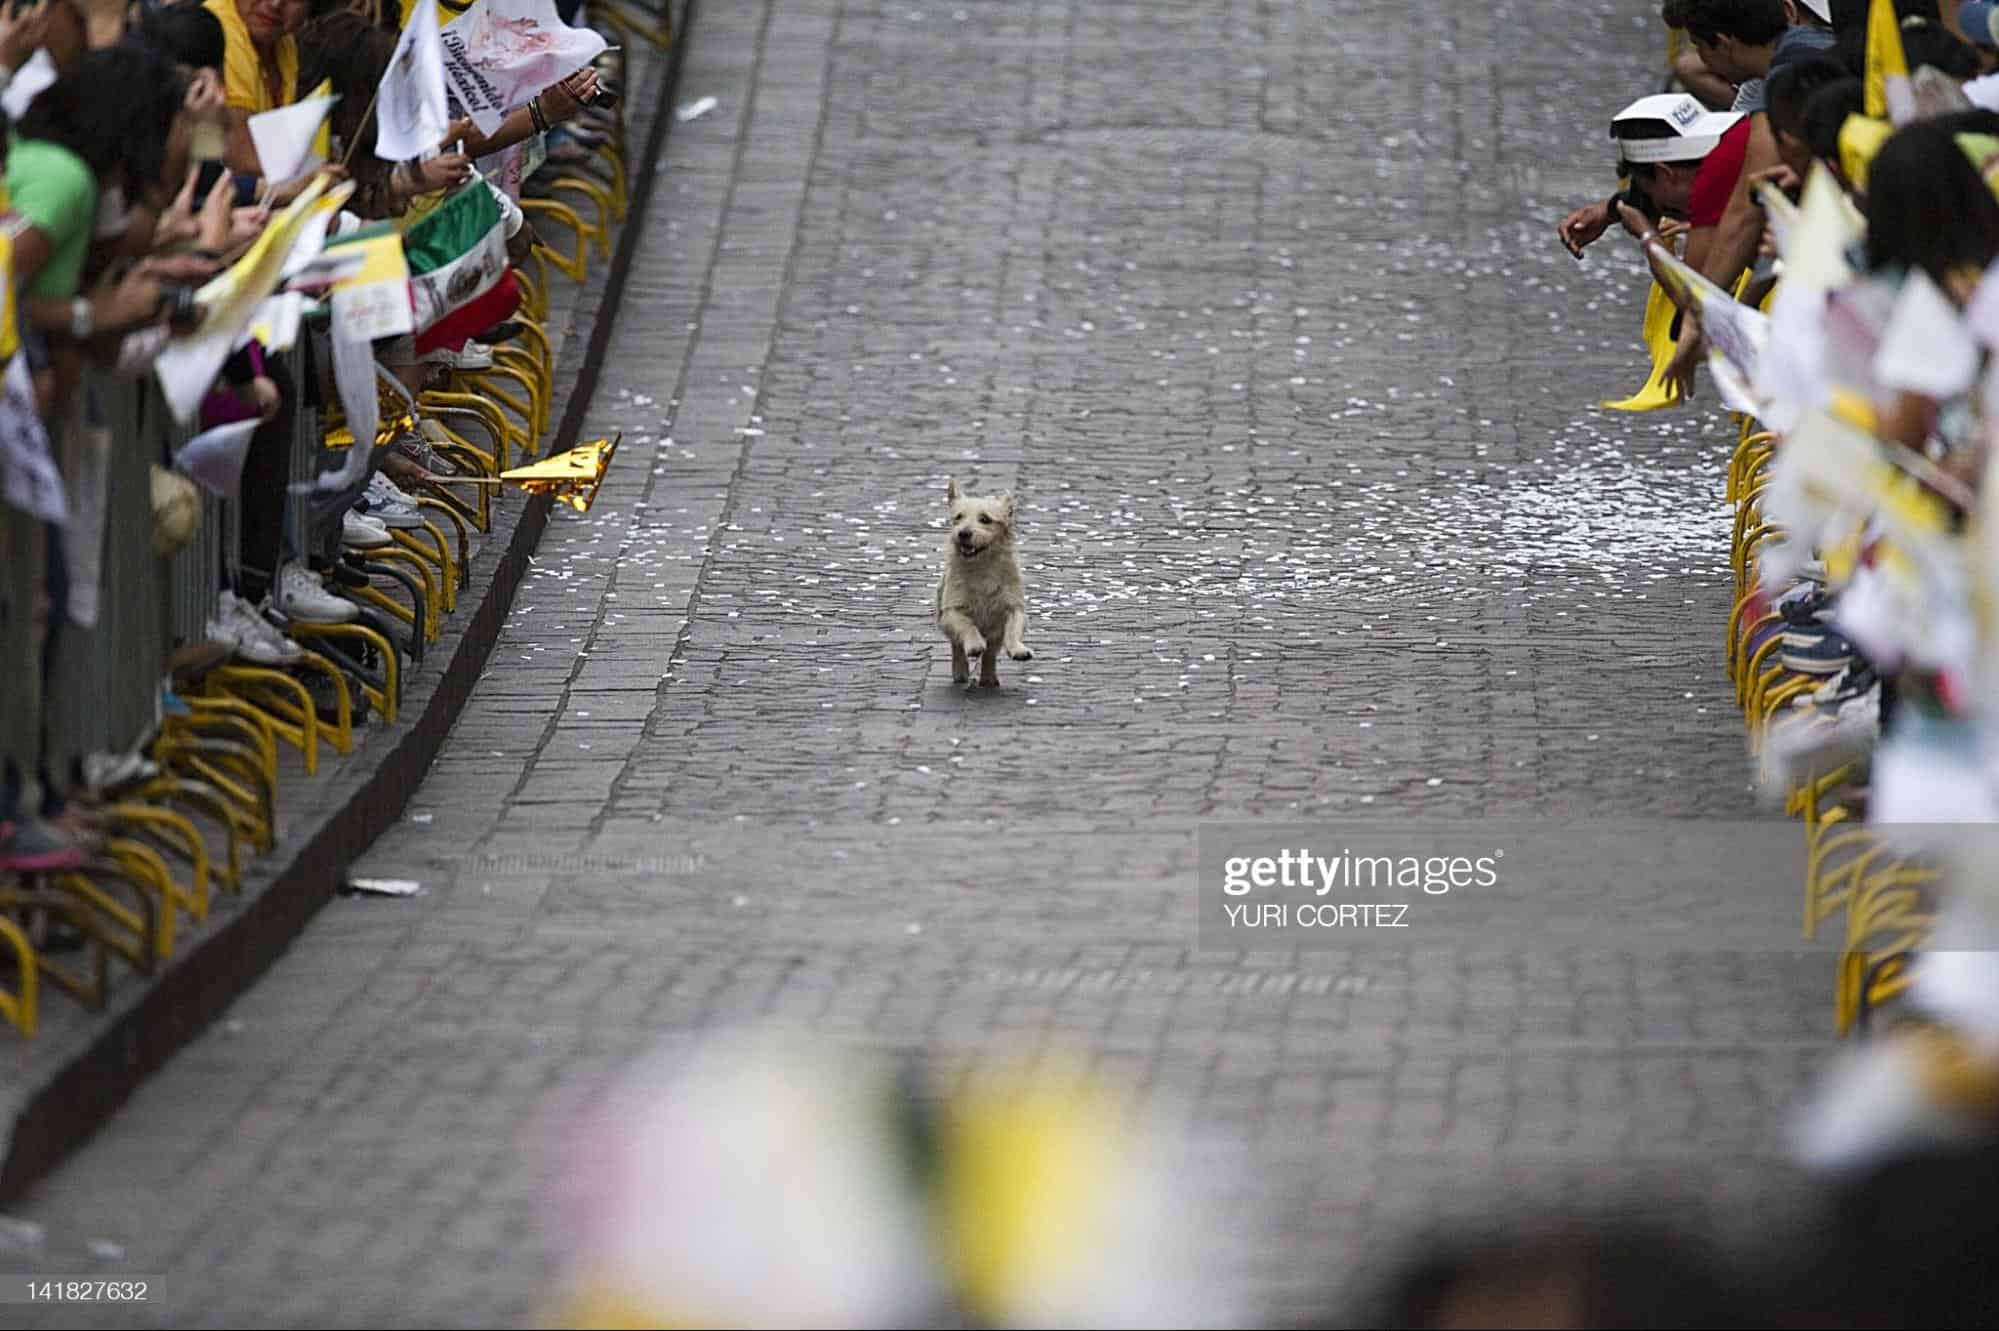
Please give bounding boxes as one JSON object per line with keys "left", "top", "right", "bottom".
{"left": 1007, "top": 644, "right": 1033, "bottom": 661}
{"left": 962, "top": 634, "right": 988, "bottom": 658}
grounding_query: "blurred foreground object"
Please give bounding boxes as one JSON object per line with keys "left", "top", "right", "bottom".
{"left": 550, "top": 1030, "right": 1233, "bottom": 1328}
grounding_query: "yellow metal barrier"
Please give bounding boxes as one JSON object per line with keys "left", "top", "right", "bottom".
{"left": 0, "top": 915, "right": 36, "bottom": 1037}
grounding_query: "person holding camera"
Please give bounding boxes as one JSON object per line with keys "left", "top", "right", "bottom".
{"left": 1556, "top": 92, "right": 1747, "bottom": 264}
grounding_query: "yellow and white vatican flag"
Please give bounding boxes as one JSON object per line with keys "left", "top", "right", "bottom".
{"left": 154, "top": 174, "right": 355, "bottom": 423}
{"left": 1778, "top": 166, "right": 1863, "bottom": 290}
{"left": 1639, "top": 238, "right": 1770, "bottom": 416}
{"left": 321, "top": 222, "right": 415, "bottom": 342}
{"left": 1865, "top": 0, "right": 1916, "bottom": 126}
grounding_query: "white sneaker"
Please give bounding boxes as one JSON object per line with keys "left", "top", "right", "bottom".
{"left": 342, "top": 510, "right": 393, "bottom": 549}
{"left": 206, "top": 590, "right": 303, "bottom": 666}
{"left": 83, "top": 749, "right": 159, "bottom": 791}
{"left": 276, "top": 561, "right": 358, "bottom": 624}
{"left": 362, "top": 473, "right": 426, "bottom": 530}
{"left": 421, "top": 341, "right": 493, "bottom": 371}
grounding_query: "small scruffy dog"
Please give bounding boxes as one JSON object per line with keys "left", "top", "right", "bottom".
{"left": 936, "top": 478, "right": 1032, "bottom": 687}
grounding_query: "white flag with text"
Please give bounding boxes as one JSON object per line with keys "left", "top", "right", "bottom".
{"left": 441, "top": 0, "right": 606, "bottom": 136}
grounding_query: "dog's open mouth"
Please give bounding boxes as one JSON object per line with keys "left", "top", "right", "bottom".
{"left": 956, "top": 543, "right": 983, "bottom": 559}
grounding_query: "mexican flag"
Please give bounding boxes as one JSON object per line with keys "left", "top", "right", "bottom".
{"left": 404, "top": 178, "right": 518, "bottom": 352}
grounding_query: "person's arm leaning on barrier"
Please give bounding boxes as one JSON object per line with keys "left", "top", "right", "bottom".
{"left": 10, "top": 187, "right": 169, "bottom": 349}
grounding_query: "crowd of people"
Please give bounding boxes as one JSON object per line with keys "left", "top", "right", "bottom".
{"left": 1396, "top": 0, "right": 1999, "bottom": 1323}
{"left": 0, "top": 0, "right": 617, "bottom": 875}
{"left": 1562, "top": 0, "right": 1999, "bottom": 1091}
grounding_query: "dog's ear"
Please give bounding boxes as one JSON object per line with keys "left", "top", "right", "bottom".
{"left": 947, "top": 477, "right": 961, "bottom": 503}
{"left": 998, "top": 492, "right": 1015, "bottom": 523}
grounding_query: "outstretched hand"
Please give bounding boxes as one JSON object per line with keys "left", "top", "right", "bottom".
{"left": 1557, "top": 198, "right": 1612, "bottom": 258}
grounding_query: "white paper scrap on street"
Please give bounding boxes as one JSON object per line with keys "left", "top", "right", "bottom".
{"left": 345, "top": 877, "right": 424, "bottom": 897}
{"left": 676, "top": 95, "right": 717, "bottom": 122}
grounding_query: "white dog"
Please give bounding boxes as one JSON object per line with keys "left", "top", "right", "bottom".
{"left": 936, "top": 478, "right": 1032, "bottom": 687}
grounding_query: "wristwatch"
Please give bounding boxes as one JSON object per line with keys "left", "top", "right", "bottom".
{"left": 68, "top": 297, "right": 93, "bottom": 340}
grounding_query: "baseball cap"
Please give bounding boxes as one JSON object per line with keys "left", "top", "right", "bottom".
{"left": 1610, "top": 93, "right": 1747, "bottom": 163}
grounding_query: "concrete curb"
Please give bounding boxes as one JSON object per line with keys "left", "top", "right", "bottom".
{"left": 0, "top": 0, "right": 697, "bottom": 1204}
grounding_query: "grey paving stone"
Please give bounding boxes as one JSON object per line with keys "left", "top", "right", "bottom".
{"left": 7, "top": 1, "right": 1842, "bottom": 1326}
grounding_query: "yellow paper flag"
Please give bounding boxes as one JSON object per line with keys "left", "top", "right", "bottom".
{"left": 496, "top": 434, "right": 623, "bottom": 511}
{"left": 0, "top": 228, "right": 19, "bottom": 367}
{"left": 1601, "top": 280, "right": 1684, "bottom": 411}
{"left": 307, "top": 77, "right": 334, "bottom": 161}
{"left": 1838, "top": 114, "right": 1893, "bottom": 196}
{"left": 1865, "top": 0, "right": 1915, "bottom": 125}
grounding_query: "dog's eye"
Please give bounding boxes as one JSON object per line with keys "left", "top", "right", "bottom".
{"left": 978, "top": 515, "right": 992, "bottom": 525}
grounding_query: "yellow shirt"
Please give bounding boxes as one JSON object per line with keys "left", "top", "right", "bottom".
{"left": 402, "top": 0, "right": 476, "bottom": 27}
{"left": 204, "top": 0, "right": 298, "bottom": 113}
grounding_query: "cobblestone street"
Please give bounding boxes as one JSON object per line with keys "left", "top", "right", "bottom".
{"left": 13, "top": 0, "right": 1837, "bottom": 1324}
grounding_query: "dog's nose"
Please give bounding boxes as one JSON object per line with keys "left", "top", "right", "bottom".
{"left": 955, "top": 529, "right": 974, "bottom": 545}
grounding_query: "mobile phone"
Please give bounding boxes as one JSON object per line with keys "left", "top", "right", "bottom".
{"left": 189, "top": 159, "right": 227, "bottom": 210}
{"left": 163, "top": 285, "right": 201, "bottom": 329}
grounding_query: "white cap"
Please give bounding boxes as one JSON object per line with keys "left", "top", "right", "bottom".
{"left": 1797, "top": 0, "right": 1833, "bottom": 21}
{"left": 1611, "top": 93, "right": 1746, "bottom": 163}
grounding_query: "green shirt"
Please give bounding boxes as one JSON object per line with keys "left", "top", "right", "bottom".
{"left": 7, "top": 137, "right": 97, "bottom": 301}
